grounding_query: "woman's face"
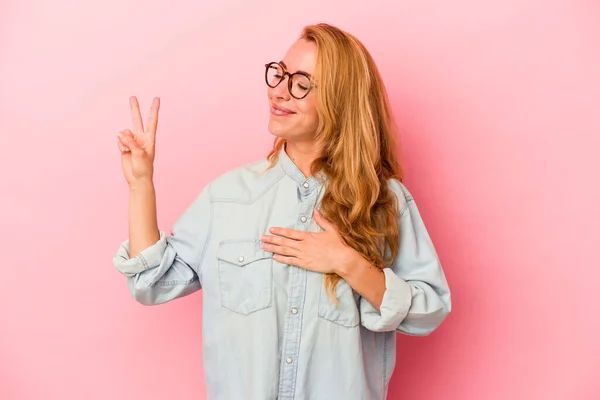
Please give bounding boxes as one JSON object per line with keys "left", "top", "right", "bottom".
{"left": 267, "top": 39, "right": 319, "bottom": 143}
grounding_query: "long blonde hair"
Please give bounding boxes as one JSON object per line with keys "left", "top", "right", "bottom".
{"left": 267, "top": 23, "right": 404, "bottom": 301}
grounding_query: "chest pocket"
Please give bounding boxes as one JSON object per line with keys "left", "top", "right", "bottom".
{"left": 318, "top": 277, "right": 361, "bottom": 328}
{"left": 217, "top": 239, "right": 273, "bottom": 315}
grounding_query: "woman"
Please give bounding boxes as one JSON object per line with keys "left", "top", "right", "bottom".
{"left": 114, "top": 23, "right": 451, "bottom": 400}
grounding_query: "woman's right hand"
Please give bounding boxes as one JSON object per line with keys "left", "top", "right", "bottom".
{"left": 117, "top": 96, "right": 161, "bottom": 186}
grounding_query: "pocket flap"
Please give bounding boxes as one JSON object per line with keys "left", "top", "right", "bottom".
{"left": 217, "top": 240, "right": 271, "bottom": 267}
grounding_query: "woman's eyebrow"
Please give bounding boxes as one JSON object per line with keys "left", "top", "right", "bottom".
{"left": 280, "top": 60, "right": 312, "bottom": 76}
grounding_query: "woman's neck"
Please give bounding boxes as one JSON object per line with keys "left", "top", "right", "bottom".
{"left": 284, "top": 141, "right": 322, "bottom": 179}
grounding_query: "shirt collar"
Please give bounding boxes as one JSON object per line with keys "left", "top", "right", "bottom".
{"left": 277, "top": 143, "right": 326, "bottom": 194}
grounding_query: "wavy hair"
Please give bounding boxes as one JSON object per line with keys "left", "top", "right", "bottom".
{"left": 267, "top": 23, "right": 404, "bottom": 302}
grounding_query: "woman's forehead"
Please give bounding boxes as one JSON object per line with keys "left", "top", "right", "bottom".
{"left": 281, "top": 39, "right": 317, "bottom": 75}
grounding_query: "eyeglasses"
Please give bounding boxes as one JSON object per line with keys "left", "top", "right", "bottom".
{"left": 264, "top": 61, "right": 314, "bottom": 99}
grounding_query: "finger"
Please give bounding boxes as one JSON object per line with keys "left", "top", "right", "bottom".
{"left": 313, "top": 209, "right": 336, "bottom": 232}
{"left": 129, "top": 96, "right": 144, "bottom": 135}
{"left": 117, "top": 137, "right": 130, "bottom": 154}
{"left": 272, "top": 254, "right": 302, "bottom": 267}
{"left": 261, "top": 234, "right": 301, "bottom": 249}
{"left": 145, "top": 97, "right": 160, "bottom": 140}
{"left": 268, "top": 227, "right": 307, "bottom": 240}
{"left": 118, "top": 129, "right": 143, "bottom": 157}
{"left": 262, "top": 243, "right": 299, "bottom": 257}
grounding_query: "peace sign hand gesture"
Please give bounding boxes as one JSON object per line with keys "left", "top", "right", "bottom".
{"left": 117, "top": 96, "right": 160, "bottom": 186}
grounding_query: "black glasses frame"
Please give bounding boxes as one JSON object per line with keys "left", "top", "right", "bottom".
{"left": 264, "top": 61, "right": 315, "bottom": 99}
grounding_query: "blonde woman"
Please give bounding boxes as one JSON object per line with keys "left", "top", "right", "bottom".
{"left": 115, "top": 23, "right": 451, "bottom": 400}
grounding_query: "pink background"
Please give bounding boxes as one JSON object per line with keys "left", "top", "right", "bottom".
{"left": 1, "top": 0, "right": 599, "bottom": 399}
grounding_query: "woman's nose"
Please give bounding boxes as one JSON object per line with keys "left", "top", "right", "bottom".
{"left": 272, "top": 75, "right": 291, "bottom": 100}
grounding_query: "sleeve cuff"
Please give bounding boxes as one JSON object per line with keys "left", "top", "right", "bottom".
{"left": 360, "top": 268, "right": 413, "bottom": 332}
{"left": 113, "top": 231, "right": 167, "bottom": 277}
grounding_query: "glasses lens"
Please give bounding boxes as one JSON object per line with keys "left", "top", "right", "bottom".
{"left": 266, "top": 63, "right": 283, "bottom": 87}
{"left": 290, "top": 74, "right": 311, "bottom": 98}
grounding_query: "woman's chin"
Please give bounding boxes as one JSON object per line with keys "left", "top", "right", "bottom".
{"left": 268, "top": 120, "right": 291, "bottom": 139}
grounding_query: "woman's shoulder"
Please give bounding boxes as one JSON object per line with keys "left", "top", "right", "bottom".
{"left": 386, "top": 177, "right": 415, "bottom": 216}
{"left": 205, "top": 157, "right": 284, "bottom": 203}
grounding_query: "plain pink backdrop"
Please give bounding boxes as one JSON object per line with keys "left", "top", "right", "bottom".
{"left": 1, "top": 0, "right": 599, "bottom": 399}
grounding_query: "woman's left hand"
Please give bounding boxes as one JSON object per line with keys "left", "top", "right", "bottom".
{"left": 261, "top": 210, "right": 359, "bottom": 275}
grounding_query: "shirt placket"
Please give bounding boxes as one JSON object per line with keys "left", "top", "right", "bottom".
{"left": 277, "top": 180, "right": 316, "bottom": 399}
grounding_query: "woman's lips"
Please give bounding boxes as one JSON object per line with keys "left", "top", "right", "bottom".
{"left": 271, "top": 104, "right": 296, "bottom": 116}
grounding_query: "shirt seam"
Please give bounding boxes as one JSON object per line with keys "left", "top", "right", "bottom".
{"left": 195, "top": 184, "right": 216, "bottom": 283}
{"left": 210, "top": 169, "right": 286, "bottom": 205}
{"left": 399, "top": 197, "right": 413, "bottom": 218}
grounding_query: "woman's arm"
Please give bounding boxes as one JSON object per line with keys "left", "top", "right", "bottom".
{"left": 128, "top": 179, "right": 160, "bottom": 258}
{"left": 355, "top": 180, "right": 452, "bottom": 335}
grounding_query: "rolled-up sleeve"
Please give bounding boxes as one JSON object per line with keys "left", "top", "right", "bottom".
{"left": 112, "top": 185, "right": 213, "bottom": 306}
{"left": 361, "top": 181, "right": 451, "bottom": 335}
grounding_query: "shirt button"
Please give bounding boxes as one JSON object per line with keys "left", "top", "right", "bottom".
{"left": 303, "top": 182, "right": 309, "bottom": 188}
{"left": 238, "top": 256, "right": 244, "bottom": 263}
{"left": 291, "top": 308, "right": 298, "bottom": 315}
{"left": 286, "top": 357, "right": 293, "bottom": 364}
{"left": 300, "top": 216, "right": 307, "bottom": 223}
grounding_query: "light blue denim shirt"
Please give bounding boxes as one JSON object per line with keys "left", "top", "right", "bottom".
{"left": 113, "top": 146, "right": 451, "bottom": 400}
